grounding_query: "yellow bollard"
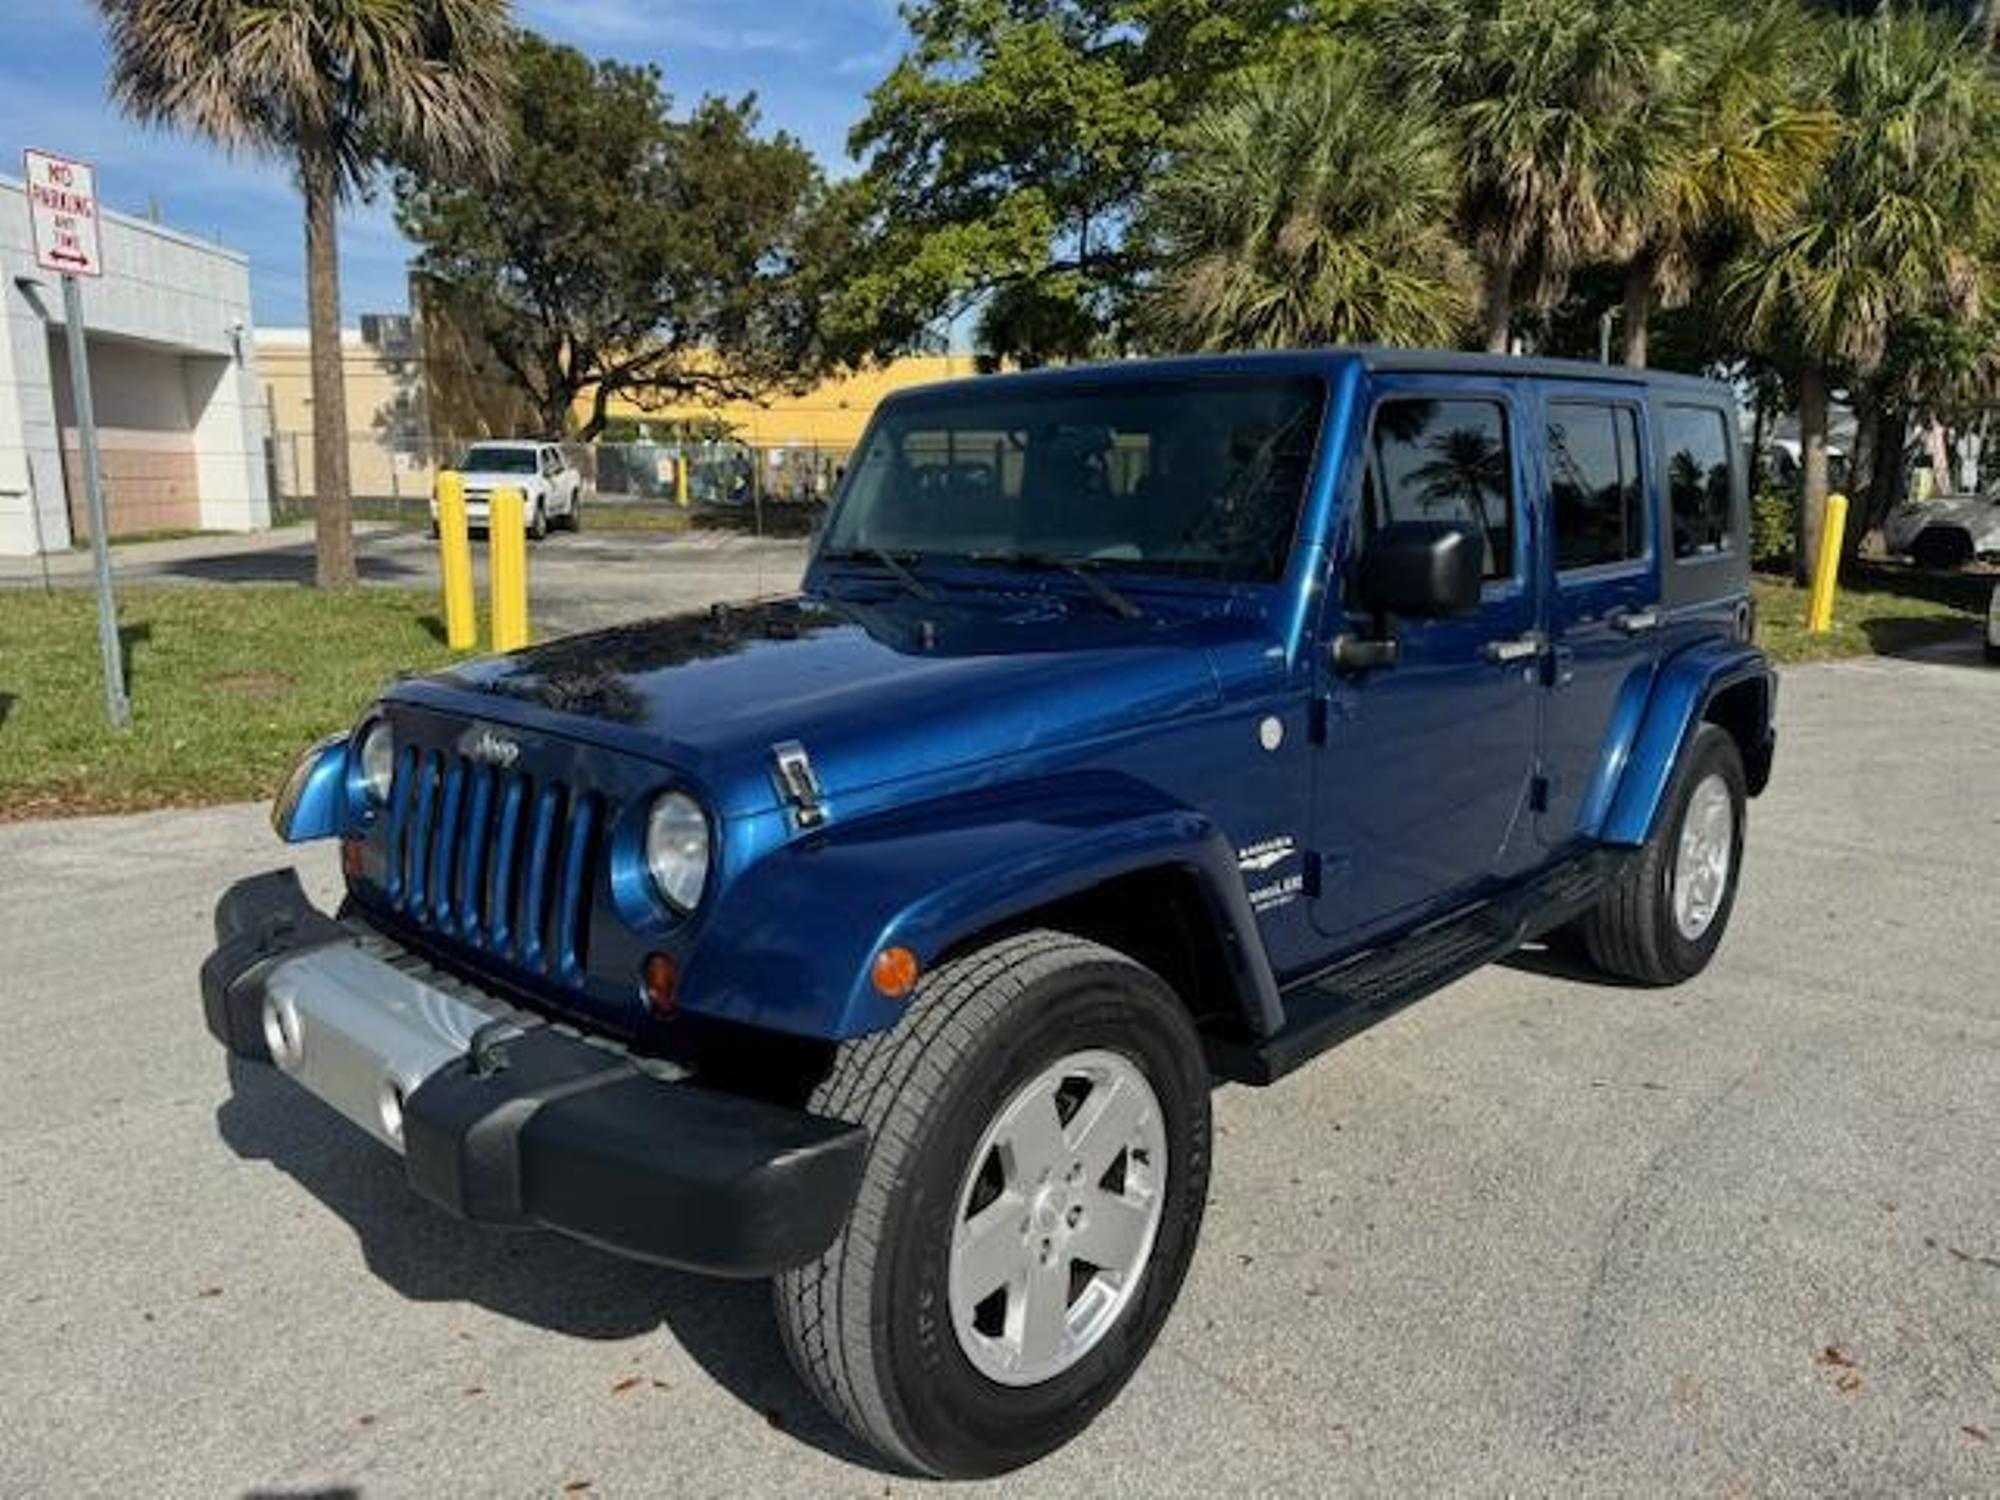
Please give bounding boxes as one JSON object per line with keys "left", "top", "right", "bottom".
{"left": 1806, "top": 491, "right": 1849, "bottom": 635}
{"left": 489, "top": 486, "right": 530, "bottom": 652}
{"left": 674, "top": 450, "right": 690, "bottom": 508}
{"left": 435, "top": 470, "right": 477, "bottom": 651}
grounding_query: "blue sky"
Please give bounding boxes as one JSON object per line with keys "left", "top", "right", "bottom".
{"left": 0, "top": 0, "right": 906, "bottom": 327}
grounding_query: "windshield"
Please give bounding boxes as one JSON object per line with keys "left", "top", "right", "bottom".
{"left": 821, "top": 375, "right": 1326, "bottom": 582}
{"left": 460, "top": 446, "right": 538, "bottom": 474}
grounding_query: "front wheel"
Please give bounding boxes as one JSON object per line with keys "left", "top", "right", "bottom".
{"left": 528, "top": 500, "right": 549, "bottom": 541}
{"left": 775, "top": 930, "right": 1211, "bottom": 1478}
{"left": 1581, "top": 723, "right": 1747, "bottom": 985}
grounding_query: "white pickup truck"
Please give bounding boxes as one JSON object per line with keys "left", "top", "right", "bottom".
{"left": 434, "top": 440, "right": 584, "bottom": 540}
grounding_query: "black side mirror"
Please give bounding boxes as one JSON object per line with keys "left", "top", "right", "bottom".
{"left": 1356, "top": 520, "right": 1483, "bottom": 619}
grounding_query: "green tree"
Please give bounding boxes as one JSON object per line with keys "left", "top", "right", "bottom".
{"left": 1140, "top": 50, "right": 1472, "bottom": 351}
{"left": 97, "top": 0, "right": 509, "bottom": 588}
{"left": 843, "top": 0, "right": 1356, "bottom": 361}
{"left": 1611, "top": 0, "right": 1838, "bottom": 367}
{"left": 1724, "top": 13, "right": 2000, "bottom": 577}
{"left": 396, "top": 32, "right": 837, "bottom": 440}
{"left": 1373, "top": 0, "right": 1673, "bottom": 352}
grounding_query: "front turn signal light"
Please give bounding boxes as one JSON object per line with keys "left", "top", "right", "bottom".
{"left": 871, "top": 946, "right": 921, "bottom": 1000}
{"left": 642, "top": 952, "right": 679, "bottom": 1018}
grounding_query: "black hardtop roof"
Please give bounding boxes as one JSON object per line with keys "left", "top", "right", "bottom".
{"left": 882, "top": 348, "right": 1736, "bottom": 406}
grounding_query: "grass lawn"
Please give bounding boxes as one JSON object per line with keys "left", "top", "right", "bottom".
{"left": 0, "top": 586, "right": 460, "bottom": 820}
{"left": 1752, "top": 567, "right": 1987, "bottom": 664}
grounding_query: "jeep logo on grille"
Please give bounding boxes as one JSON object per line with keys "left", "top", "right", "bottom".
{"left": 458, "top": 725, "right": 522, "bottom": 768}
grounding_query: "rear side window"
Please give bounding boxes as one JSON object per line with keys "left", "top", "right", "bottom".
{"left": 1366, "top": 398, "right": 1515, "bottom": 581}
{"left": 1548, "top": 402, "right": 1645, "bottom": 570}
{"left": 1662, "top": 405, "right": 1735, "bottom": 559}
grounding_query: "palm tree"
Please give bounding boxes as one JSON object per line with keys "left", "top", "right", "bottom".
{"left": 1725, "top": 12, "right": 2000, "bottom": 578}
{"left": 1374, "top": 0, "right": 1671, "bottom": 353}
{"left": 97, "top": 0, "right": 510, "bottom": 587}
{"left": 1140, "top": 48, "right": 1473, "bottom": 352}
{"left": 1612, "top": 0, "right": 1838, "bottom": 367}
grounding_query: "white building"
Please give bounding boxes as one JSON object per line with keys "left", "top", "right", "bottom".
{"left": 0, "top": 173, "right": 269, "bottom": 556}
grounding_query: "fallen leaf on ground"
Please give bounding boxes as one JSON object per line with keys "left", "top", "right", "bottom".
{"left": 1963, "top": 1426, "right": 1989, "bottom": 1445}
{"left": 611, "top": 1376, "right": 642, "bottom": 1394}
{"left": 1814, "top": 1346, "right": 1856, "bottom": 1369}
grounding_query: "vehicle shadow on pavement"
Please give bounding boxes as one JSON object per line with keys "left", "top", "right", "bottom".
{"left": 156, "top": 546, "right": 428, "bottom": 587}
{"left": 1859, "top": 616, "right": 1986, "bottom": 668}
{"left": 1498, "top": 937, "right": 1648, "bottom": 988}
{"left": 215, "top": 1057, "right": 893, "bottom": 1473}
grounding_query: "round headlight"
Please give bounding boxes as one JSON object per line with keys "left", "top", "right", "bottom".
{"left": 358, "top": 720, "right": 396, "bottom": 804}
{"left": 645, "top": 792, "right": 710, "bottom": 912}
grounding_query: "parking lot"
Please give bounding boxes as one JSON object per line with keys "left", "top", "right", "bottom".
{"left": 1, "top": 651, "right": 1996, "bottom": 1497}
{"left": 0, "top": 522, "right": 814, "bottom": 637}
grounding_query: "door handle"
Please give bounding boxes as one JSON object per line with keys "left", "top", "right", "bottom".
{"left": 1484, "top": 631, "right": 1546, "bottom": 664}
{"left": 1613, "top": 607, "right": 1661, "bottom": 636}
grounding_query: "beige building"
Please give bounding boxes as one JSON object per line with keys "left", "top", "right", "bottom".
{"left": 255, "top": 318, "right": 434, "bottom": 503}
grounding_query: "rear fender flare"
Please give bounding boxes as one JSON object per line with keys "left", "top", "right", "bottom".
{"left": 1599, "top": 644, "right": 1774, "bottom": 847}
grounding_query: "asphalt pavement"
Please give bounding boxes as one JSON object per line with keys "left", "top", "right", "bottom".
{"left": 1, "top": 653, "right": 1997, "bottom": 1497}
{"left": 0, "top": 522, "right": 814, "bottom": 635}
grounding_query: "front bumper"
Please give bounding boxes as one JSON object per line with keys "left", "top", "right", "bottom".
{"left": 201, "top": 870, "right": 866, "bottom": 1277}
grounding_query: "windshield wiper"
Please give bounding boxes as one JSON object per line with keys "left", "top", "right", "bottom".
{"left": 965, "top": 551, "right": 1144, "bottom": 620}
{"left": 819, "top": 546, "right": 937, "bottom": 602}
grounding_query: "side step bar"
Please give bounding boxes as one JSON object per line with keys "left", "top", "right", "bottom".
{"left": 1204, "top": 850, "right": 1630, "bottom": 1086}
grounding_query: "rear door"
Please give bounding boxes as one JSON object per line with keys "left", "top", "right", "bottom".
{"left": 1309, "top": 377, "right": 1542, "bottom": 945}
{"left": 1533, "top": 386, "right": 1660, "bottom": 846}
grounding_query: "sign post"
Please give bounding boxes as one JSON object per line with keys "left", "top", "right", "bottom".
{"left": 24, "top": 148, "right": 127, "bottom": 728}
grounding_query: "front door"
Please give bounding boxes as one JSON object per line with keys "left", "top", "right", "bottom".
{"left": 1533, "top": 389, "right": 1662, "bottom": 846}
{"left": 1310, "top": 380, "right": 1543, "bottom": 946}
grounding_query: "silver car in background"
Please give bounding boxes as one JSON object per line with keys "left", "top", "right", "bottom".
{"left": 1884, "top": 492, "right": 2000, "bottom": 569}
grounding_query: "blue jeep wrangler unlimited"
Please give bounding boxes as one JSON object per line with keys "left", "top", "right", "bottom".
{"left": 204, "top": 351, "right": 1775, "bottom": 1476}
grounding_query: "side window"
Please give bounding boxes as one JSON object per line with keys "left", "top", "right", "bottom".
{"left": 1662, "top": 405, "right": 1735, "bottom": 559}
{"left": 1366, "top": 398, "right": 1515, "bottom": 581}
{"left": 1548, "top": 402, "right": 1645, "bottom": 571}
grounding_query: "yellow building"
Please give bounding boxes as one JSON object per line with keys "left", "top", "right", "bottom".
{"left": 594, "top": 354, "right": 979, "bottom": 449}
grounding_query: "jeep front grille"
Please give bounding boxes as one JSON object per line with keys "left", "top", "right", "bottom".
{"left": 380, "top": 746, "right": 600, "bottom": 984}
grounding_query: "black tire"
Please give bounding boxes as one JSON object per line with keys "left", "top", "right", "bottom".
{"left": 774, "top": 930, "right": 1211, "bottom": 1478}
{"left": 528, "top": 500, "right": 548, "bottom": 542}
{"left": 1582, "top": 723, "right": 1747, "bottom": 986}
{"left": 559, "top": 492, "right": 582, "bottom": 531}
{"left": 1911, "top": 527, "right": 1973, "bottom": 570}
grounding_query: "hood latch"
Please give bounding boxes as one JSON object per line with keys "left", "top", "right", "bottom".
{"left": 771, "top": 740, "right": 827, "bottom": 829}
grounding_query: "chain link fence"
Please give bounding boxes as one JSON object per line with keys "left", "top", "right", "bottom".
{"left": 267, "top": 432, "right": 851, "bottom": 539}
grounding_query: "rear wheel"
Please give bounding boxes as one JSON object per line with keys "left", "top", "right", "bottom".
{"left": 1582, "top": 723, "right": 1747, "bottom": 985}
{"left": 774, "top": 930, "right": 1210, "bottom": 1478}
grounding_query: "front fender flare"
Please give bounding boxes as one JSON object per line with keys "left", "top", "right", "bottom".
{"left": 678, "top": 776, "right": 1284, "bottom": 1042}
